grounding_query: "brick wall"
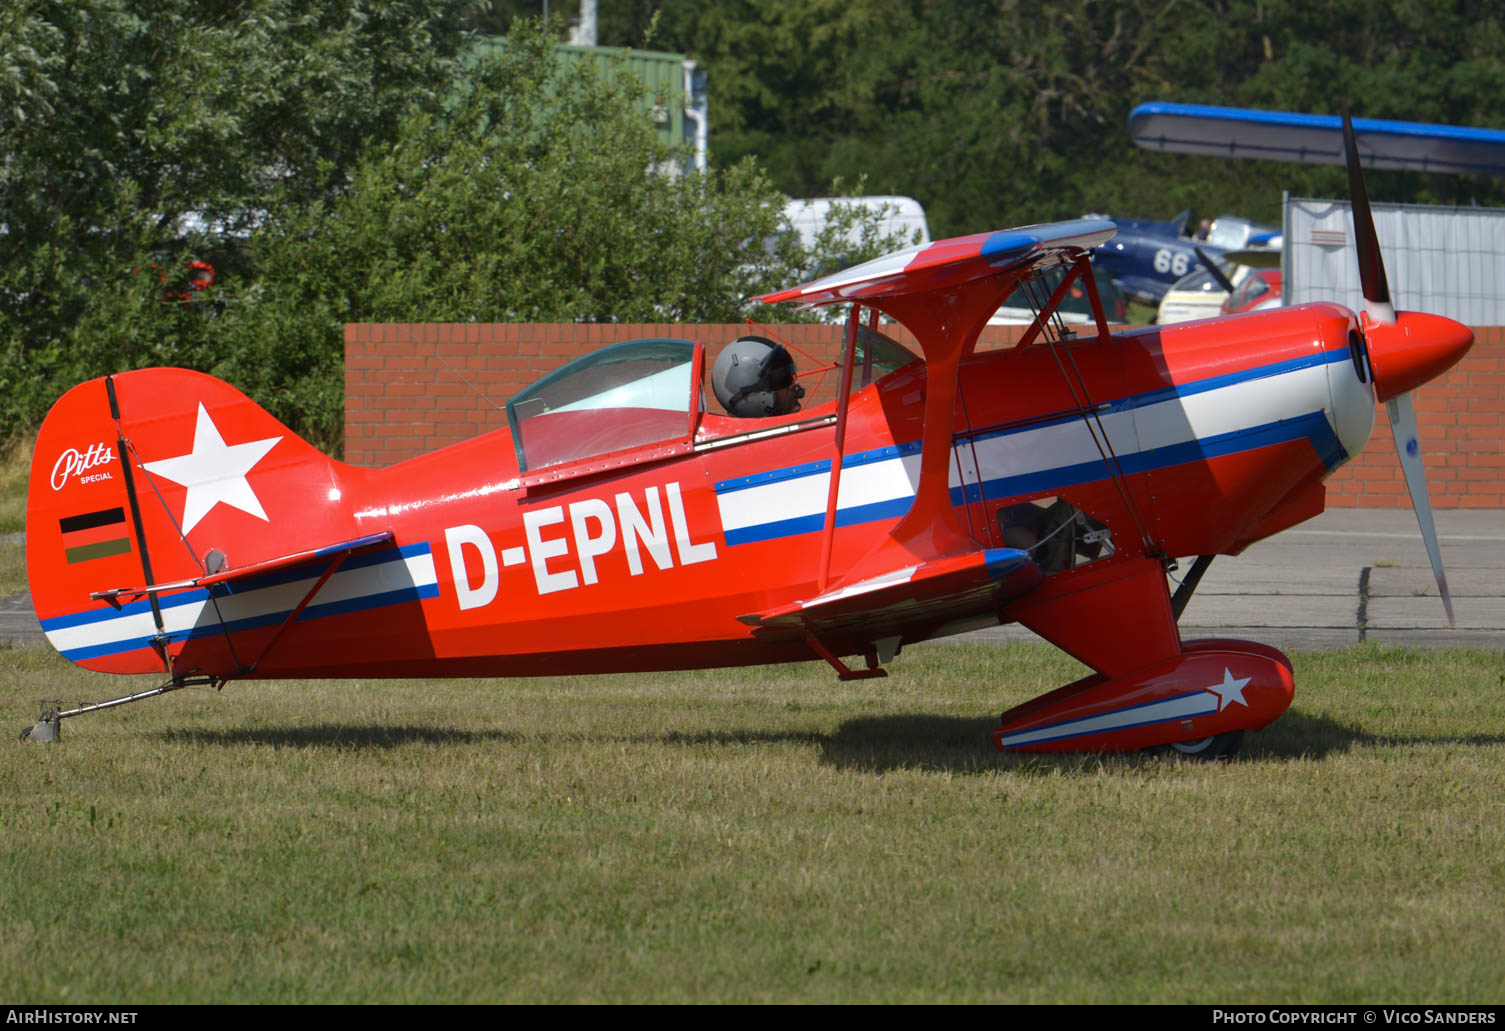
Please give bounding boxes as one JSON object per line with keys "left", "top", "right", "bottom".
{"left": 1324, "top": 326, "right": 1505, "bottom": 509}
{"left": 344, "top": 322, "right": 1503, "bottom": 508}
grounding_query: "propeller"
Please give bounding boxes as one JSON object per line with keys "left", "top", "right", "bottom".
{"left": 1194, "top": 247, "right": 1237, "bottom": 295}
{"left": 1340, "top": 101, "right": 1454, "bottom": 625}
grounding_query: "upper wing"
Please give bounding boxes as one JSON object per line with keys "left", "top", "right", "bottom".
{"left": 756, "top": 218, "right": 1115, "bottom": 308}
{"left": 1129, "top": 102, "right": 1505, "bottom": 175}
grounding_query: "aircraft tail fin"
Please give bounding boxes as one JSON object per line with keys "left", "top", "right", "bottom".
{"left": 26, "top": 368, "right": 366, "bottom": 674}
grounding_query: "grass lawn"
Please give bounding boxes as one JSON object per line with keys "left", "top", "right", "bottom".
{"left": 3, "top": 641, "right": 1503, "bottom": 1003}
{"left": 0, "top": 436, "right": 30, "bottom": 536}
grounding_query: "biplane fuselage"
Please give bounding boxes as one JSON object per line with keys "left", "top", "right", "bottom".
{"left": 33, "top": 303, "right": 1376, "bottom": 673}
{"left": 25, "top": 217, "right": 1473, "bottom": 754}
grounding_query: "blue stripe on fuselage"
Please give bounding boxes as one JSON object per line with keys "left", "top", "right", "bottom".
{"left": 715, "top": 348, "right": 1350, "bottom": 545}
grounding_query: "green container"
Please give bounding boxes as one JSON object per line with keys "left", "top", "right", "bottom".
{"left": 554, "top": 44, "right": 690, "bottom": 153}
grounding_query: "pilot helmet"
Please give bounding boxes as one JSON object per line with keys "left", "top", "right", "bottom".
{"left": 712, "top": 336, "right": 805, "bottom": 417}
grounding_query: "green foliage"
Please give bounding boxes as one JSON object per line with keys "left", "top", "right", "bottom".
{"left": 0, "top": 0, "right": 477, "bottom": 443}
{"left": 588, "top": 0, "right": 1505, "bottom": 236}
{"left": 0, "top": 7, "right": 898, "bottom": 448}
{"left": 9, "top": 1, "right": 1505, "bottom": 448}
{"left": 203, "top": 25, "right": 901, "bottom": 444}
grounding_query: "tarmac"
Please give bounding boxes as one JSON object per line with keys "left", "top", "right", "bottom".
{"left": 1, "top": 508, "right": 1501, "bottom": 653}
{"left": 958, "top": 507, "right": 1505, "bottom": 652}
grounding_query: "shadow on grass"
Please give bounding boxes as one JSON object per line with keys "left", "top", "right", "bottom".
{"left": 819, "top": 708, "right": 1505, "bottom": 774}
{"left": 161, "top": 724, "right": 829, "bottom": 751}
{"left": 163, "top": 709, "right": 1505, "bottom": 772}
{"left": 1251, "top": 709, "right": 1505, "bottom": 759}
{"left": 163, "top": 725, "right": 522, "bottom": 750}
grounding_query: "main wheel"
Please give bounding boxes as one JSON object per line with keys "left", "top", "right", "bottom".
{"left": 1150, "top": 729, "right": 1243, "bottom": 761}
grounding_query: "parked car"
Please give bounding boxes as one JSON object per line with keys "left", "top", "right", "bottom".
{"left": 1156, "top": 260, "right": 1251, "bottom": 325}
{"left": 1221, "top": 267, "right": 1283, "bottom": 315}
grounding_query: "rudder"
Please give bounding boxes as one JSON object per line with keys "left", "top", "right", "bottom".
{"left": 27, "top": 368, "right": 364, "bottom": 673}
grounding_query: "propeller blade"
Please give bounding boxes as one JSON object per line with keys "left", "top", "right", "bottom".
{"left": 1341, "top": 101, "right": 1396, "bottom": 325}
{"left": 1386, "top": 391, "right": 1455, "bottom": 625}
{"left": 1195, "top": 247, "right": 1237, "bottom": 294}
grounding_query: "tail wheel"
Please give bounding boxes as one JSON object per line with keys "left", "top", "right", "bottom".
{"left": 1151, "top": 729, "right": 1243, "bottom": 761}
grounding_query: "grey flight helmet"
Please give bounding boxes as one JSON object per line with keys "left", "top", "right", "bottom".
{"left": 712, "top": 336, "right": 806, "bottom": 417}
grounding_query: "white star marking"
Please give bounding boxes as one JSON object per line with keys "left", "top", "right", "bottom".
{"left": 142, "top": 404, "right": 282, "bottom": 534}
{"left": 1205, "top": 667, "right": 1253, "bottom": 711}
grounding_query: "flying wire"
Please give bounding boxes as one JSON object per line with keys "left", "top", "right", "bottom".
{"left": 432, "top": 350, "right": 505, "bottom": 412}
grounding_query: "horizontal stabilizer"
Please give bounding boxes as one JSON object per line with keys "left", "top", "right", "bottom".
{"left": 90, "top": 531, "right": 395, "bottom": 607}
{"left": 755, "top": 219, "right": 1115, "bottom": 308}
{"left": 738, "top": 548, "right": 1042, "bottom": 638}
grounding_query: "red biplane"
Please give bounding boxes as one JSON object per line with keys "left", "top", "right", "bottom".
{"left": 22, "top": 116, "right": 1473, "bottom": 756}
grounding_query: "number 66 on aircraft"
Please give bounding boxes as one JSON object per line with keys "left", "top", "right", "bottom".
{"left": 23, "top": 112, "right": 1471, "bottom": 756}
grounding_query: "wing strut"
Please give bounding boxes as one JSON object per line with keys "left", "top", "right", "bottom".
{"left": 88, "top": 531, "right": 396, "bottom": 678}
{"left": 805, "top": 633, "right": 888, "bottom": 681}
{"left": 1027, "top": 256, "right": 1159, "bottom": 557}
{"left": 817, "top": 305, "right": 863, "bottom": 592}
{"left": 1014, "top": 259, "right": 1091, "bottom": 351}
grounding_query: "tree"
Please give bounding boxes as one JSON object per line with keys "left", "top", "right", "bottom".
{"left": 204, "top": 23, "right": 908, "bottom": 445}
{"left": 0, "top": 0, "right": 477, "bottom": 436}
{"left": 572, "top": 0, "right": 1505, "bottom": 236}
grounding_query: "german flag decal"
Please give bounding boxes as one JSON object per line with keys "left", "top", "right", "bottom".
{"left": 60, "top": 507, "right": 131, "bottom": 564}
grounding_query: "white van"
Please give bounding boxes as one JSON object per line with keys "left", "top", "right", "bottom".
{"left": 781, "top": 196, "right": 931, "bottom": 253}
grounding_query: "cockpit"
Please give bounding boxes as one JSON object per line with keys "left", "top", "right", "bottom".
{"left": 506, "top": 338, "right": 698, "bottom": 473}
{"left": 504, "top": 329, "right": 918, "bottom": 475}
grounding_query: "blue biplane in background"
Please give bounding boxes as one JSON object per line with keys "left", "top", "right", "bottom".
{"left": 1087, "top": 209, "right": 1279, "bottom": 306}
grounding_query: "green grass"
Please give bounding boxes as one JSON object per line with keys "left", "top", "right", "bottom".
{"left": 0, "top": 535, "right": 26, "bottom": 597}
{"left": 3, "top": 642, "right": 1504, "bottom": 1003}
{"left": 0, "top": 435, "right": 30, "bottom": 595}
{"left": 0, "top": 434, "right": 30, "bottom": 535}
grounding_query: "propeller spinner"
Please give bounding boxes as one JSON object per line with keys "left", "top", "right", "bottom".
{"left": 1340, "top": 102, "right": 1473, "bottom": 625}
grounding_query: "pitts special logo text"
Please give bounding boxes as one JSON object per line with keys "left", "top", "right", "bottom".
{"left": 51, "top": 444, "right": 117, "bottom": 491}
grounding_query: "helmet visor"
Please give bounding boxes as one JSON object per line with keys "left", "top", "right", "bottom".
{"left": 761, "top": 347, "right": 797, "bottom": 390}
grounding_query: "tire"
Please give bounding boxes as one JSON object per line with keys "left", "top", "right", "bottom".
{"left": 1150, "top": 729, "right": 1243, "bottom": 761}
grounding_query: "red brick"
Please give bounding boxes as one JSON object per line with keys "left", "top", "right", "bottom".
{"left": 383, "top": 357, "right": 429, "bottom": 372}
{"left": 345, "top": 321, "right": 1505, "bottom": 509}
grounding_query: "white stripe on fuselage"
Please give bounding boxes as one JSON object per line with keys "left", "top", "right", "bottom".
{"left": 44, "top": 551, "right": 438, "bottom": 657}
{"left": 716, "top": 356, "right": 1336, "bottom": 539}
